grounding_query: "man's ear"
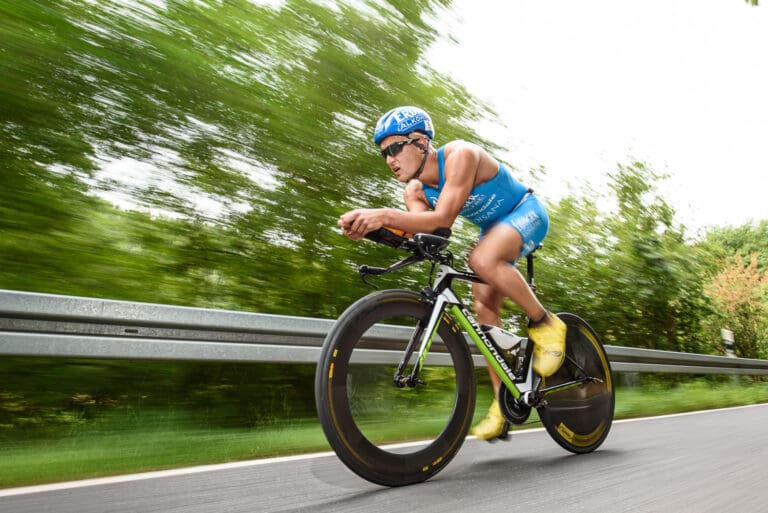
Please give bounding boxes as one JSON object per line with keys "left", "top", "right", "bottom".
{"left": 411, "top": 137, "right": 429, "bottom": 153}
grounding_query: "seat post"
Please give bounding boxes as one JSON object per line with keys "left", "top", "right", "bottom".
{"left": 526, "top": 244, "right": 542, "bottom": 292}
{"left": 526, "top": 253, "right": 536, "bottom": 292}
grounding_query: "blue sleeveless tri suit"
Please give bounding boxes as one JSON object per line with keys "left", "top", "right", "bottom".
{"left": 421, "top": 146, "right": 549, "bottom": 259}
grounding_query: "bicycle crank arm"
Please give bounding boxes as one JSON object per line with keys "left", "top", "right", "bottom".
{"left": 539, "top": 376, "right": 602, "bottom": 395}
{"left": 519, "top": 376, "right": 601, "bottom": 407}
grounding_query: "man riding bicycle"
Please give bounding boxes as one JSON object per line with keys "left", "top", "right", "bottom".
{"left": 338, "top": 106, "right": 566, "bottom": 441}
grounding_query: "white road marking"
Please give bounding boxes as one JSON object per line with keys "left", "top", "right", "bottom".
{"left": 1, "top": 403, "right": 765, "bottom": 498}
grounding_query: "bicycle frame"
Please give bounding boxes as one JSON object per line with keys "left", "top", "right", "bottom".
{"left": 395, "top": 261, "right": 539, "bottom": 400}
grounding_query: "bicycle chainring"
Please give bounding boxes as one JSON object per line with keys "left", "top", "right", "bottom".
{"left": 499, "top": 385, "right": 531, "bottom": 425}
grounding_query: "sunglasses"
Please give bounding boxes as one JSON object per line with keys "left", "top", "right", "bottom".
{"left": 380, "top": 140, "right": 413, "bottom": 159}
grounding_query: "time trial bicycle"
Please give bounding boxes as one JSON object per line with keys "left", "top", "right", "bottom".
{"left": 315, "top": 228, "right": 614, "bottom": 486}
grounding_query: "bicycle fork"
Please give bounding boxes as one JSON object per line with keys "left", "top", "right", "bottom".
{"left": 393, "top": 292, "right": 451, "bottom": 388}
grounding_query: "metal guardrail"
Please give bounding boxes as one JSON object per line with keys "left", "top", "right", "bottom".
{"left": 2, "top": 289, "right": 767, "bottom": 375}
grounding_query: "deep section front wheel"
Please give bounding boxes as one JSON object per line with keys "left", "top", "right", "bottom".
{"left": 537, "top": 313, "right": 614, "bottom": 453}
{"left": 315, "top": 289, "right": 476, "bottom": 486}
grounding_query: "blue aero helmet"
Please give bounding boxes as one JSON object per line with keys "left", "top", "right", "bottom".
{"left": 373, "top": 106, "right": 435, "bottom": 145}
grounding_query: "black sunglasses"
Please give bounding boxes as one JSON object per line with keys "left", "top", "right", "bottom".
{"left": 380, "top": 140, "right": 412, "bottom": 159}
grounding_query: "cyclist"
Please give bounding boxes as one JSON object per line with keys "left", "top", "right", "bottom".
{"left": 338, "top": 106, "right": 566, "bottom": 441}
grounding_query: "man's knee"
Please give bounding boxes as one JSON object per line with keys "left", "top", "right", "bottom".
{"left": 468, "top": 249, "right": 494, "bottom": 278}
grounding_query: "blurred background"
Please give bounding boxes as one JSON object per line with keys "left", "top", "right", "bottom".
{"left": 0, "top": 0, "right": 766, "bottom": 487}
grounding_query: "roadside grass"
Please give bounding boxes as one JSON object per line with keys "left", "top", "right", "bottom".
{"left": 0, "top": 416, "right": 330, "bottom": 489}
{"left": 614, "top": 377, "right": 768, "bottom": 418}
{"left": 2, "top": 377, "right": 767, "bottom": 489}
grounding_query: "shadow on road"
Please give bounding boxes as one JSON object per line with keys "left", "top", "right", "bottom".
{"left": 299, "top": 441, "right": 628, "bottom": 513}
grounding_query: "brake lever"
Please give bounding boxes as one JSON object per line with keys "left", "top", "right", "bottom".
{"left": 358, "top": 255, "right": 424, "bottom": 288}
{"left": 361, "top": 274, "right": 378, "bottom": 289}
{"left": 358, "top": 264, "right": 385, "bottom": 289}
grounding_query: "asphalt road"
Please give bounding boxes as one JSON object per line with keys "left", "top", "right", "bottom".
{"left": 2, "top": 404, "right": 767, "bottom": 513}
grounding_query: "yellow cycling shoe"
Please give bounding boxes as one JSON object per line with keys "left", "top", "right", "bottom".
{"left": 470, "top": 399, "right": 509, "bottom": 441}
{"left": 529, "top": 313, "right": 567, "bottom": 378}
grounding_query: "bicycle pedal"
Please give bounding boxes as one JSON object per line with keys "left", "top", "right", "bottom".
{"left": 494, "top": 422, "right": 511, "bottom": 442}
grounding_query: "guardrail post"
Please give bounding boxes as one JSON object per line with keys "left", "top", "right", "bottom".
{"left": 721, "top": 328, "right": 739, "bottom": 383}
{"left": 721, "top": 328, "right": 736, "bottom": 357}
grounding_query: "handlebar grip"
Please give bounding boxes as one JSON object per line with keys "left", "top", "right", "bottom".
{"left": 363, "top": 227, "right": 451, "bottom": 251}
{"left": 381, "top": 227, "right": 414, "bottom": 238}
{"left": 364, "top": 228, "right": 412, "bottom": 248}
{"left": 358, "top": 264, "right": 387, "bottom": 275}
{"left": 387, "top": 227, "right": 450, "bottom": 238}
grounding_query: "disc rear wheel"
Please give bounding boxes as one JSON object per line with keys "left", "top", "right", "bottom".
{"left": 537, "top": 313, "right": 614, "bottom": 453}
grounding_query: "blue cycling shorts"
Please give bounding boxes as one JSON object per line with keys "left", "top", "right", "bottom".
{"left": 480, "top": 193, "right": 549, "bottom": 262}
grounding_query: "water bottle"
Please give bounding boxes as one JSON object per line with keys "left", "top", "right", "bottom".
{"left": 482, "top": 324, "right": 523, "bottom": 371}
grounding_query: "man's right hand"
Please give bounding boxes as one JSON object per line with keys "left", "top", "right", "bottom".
{"left": 338, "top": 209, "right": 387, "bottom": 240}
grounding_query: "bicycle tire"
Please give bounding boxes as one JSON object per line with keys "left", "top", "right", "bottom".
{"left": 315, "top": 289, "right": 476, "bottom": 486}
{"left": 537, "top": 313, "right": 614, "bottom": 454}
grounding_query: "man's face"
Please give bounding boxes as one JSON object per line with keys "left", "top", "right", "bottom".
{"left": 379, "top": 135, "right": 423, "bottom": 182}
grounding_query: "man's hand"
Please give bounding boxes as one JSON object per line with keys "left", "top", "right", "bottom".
{"left": 338, "top": 208, "right": 386, "bottom": 240}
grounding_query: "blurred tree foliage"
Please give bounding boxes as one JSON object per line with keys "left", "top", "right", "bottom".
{"left": 534, "top": 163, "right": 714, "bottom": 354}
{"left": 1, "top": 1, "right": 766, "bottom": 437}
{"left": 0, "top": 0, "right": 493, "bottom": 315}
{"left": 0, "top": 0, "right": 497, "bottom": 436}
{"left": 0, "top": 357, "right": 321, "bottom": 438}
{"left": 701, "top": 227, "right": 768, "bottom": 359}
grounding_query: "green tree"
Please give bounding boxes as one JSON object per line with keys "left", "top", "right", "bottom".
{"left": 536, "top": 162, "right": 711, "bottom": 353}
{"left": 705, "top": 253, "right": 768, "bottom": 358}
{"left": 0, "top": 0, "right": 492, "bottom": 316}
{"left": 695, "top": 221, "right": 768, "bottom": 356}
{"left": 702, "top": 221, "right": 768, "bottom": 270}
